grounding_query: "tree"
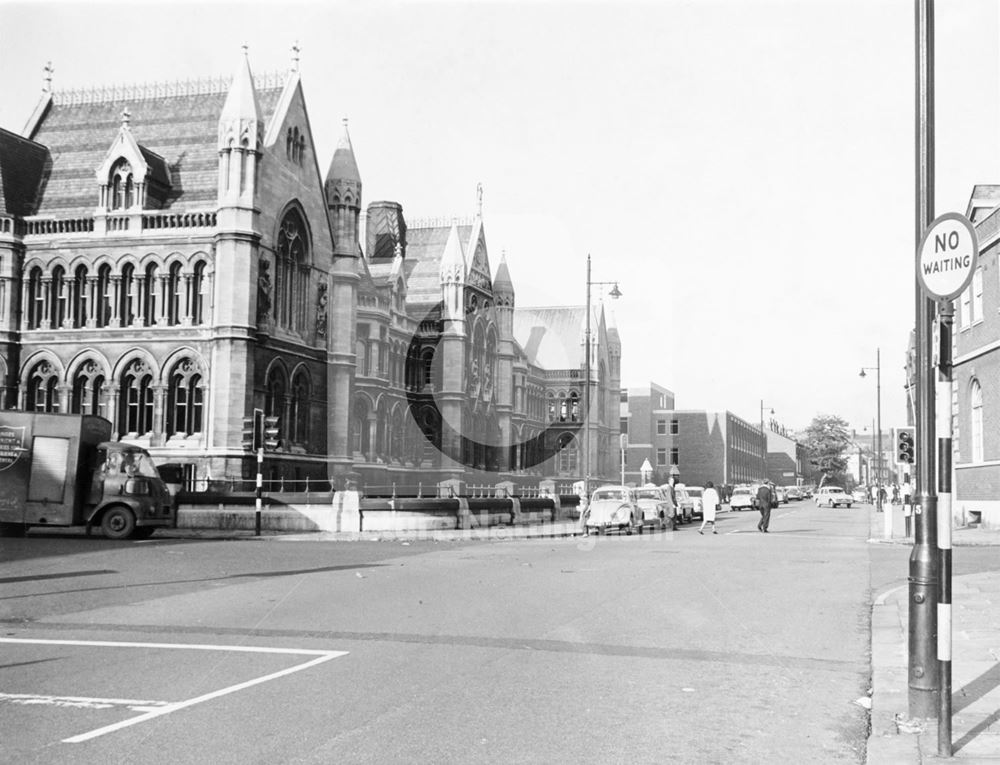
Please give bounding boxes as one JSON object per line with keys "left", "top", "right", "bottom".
{"left": 803, "top": 414, "right": 852, "bottom": 486}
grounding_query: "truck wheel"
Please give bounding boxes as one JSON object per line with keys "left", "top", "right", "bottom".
{"left": 0, "top": 522, "right": 27, "bottom": 538}
{"left": 101, "top": 507, "right": 136, "bottom": 540}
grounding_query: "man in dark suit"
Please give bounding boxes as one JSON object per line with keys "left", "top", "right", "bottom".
{"left": 756, "top": 482, "right": 774, "bottom": 532}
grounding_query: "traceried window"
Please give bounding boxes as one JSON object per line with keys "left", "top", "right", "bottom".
{"left": 166, "top": 359, "right": 203, "bottom": 437}
{"left": 96, "top": 264, "right": 112, "bottom": 327}
{"left": 119, "top": 263, "right": 136, "bottom": 326}
{"left": 71, "top": 265, "right": 88, "bottom": 328}
{"left": 119, "top": 358, "right": 154, "bottom": 436}
{"left": 191, "top": 260, "right": 207, "bottom": 325}
{"left": 971, "top": 379, "right": 984, "bottom": 463}
{"left": 26, "top": 361, "right": 59, "bottom": 412}
{"left": 110, "top": 158, "right": 134, "bottom": 210}
{"left": 167, "top": 262, "right": 182, "bottom": 326}
{"left": 274, "top": 209, "right": 308, "bottom": 332}
{"left": 70, "top": 361, "right": 104, "bottom": 416}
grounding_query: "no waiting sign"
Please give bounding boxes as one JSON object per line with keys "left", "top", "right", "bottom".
{"left": 917, "top": 213, "right": 980, "bottom": 300}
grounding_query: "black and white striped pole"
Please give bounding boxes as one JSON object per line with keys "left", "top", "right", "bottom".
{"left": 936, "top": 304, "right": 954, "bottom": 757}
{"left": 916, "top": 209, "right": 977, "bottom": 743}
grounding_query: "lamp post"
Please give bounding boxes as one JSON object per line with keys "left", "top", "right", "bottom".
{"left": 760, "top": 400, "right": 774, "bottom": 481}
{"left": 583, "top": 254, "right": 621, "bottom": 500}
{"left": 860, "top": 348, "right": 882, "bottom": 512}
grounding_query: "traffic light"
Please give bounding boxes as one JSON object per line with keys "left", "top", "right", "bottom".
{"left": 241, "top": 408, "right": 264, "bottom": 452}
{"left": 895, "top": 427, "right": 915, "bottom": 464}
{"left": 263, "top": 415, "right": 282, "bottom": 451}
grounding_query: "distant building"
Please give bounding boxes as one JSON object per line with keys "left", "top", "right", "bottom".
{"left": 765, "top": 428, "right": 808, "bottom": 487}
{"left": 618, "top": 382, "right": 675, "bottom": 485}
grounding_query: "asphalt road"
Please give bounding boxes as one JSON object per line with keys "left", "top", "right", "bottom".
{"left": 3, "top": 502, "right": 999, "bottom": 764}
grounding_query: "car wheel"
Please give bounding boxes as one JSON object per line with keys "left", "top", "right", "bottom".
{"left": 101, "top": 506, "right": 136, "bottom": 540}
{"left": 626, "top": 516, "right": 634, "bottom": 535}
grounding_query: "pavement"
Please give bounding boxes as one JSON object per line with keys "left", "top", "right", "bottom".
{"left": 868, "top": 502, "right": 1000, "bottom": 763}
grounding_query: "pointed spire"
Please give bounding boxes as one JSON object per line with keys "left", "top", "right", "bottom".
{"left": 493, "top": 250, "right": 514, "bottom": 299}
{"left": 43, "top": 61, "right": 54, "bottom": 93}
{"left": 120, "top": 107, "right": 131, "bottom": 130}
{"left": 476, "top": 182, "right": 483, "bottom": 218}
{"left": 328, "top": 117, "right": 361, "bottom": 185}
{"left": 440, "top": 223, "right": 466, "bottom": 279}
{"left": 220, "top": 45, "right": 262, "bottom": 132}
{"left": 291, "top": 40, "right": 301, "bottom": 72}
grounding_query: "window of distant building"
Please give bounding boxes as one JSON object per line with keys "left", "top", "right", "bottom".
{"left": 670, "top": 419, "right": 679, "bottom": 435}
{"left": 971, "top": 378, "right": 984, "bottom": 463}
{"left": 972, "top": 267, "right": 984, "bottom": 324}
{"left": 620, "top": 390, "right": 628, "bottom": 403}
{"left": 656, "top": 448, "right": 666, "bottom": 466}
{"left": 620, "top": 418, "right": 628, "bottom": 435}
{"left": 960, "top": 284, "right": 971, "bottom": 329}
{"left": 657, "top": 419, "right": 666, "bottom": 435}
{"left": 670, "top": 447, "right": 679, "bottom": 466}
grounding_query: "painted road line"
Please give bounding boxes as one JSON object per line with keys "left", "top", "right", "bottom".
{"left": 0, "top": 693, "right": 170, "bottom": 711}
{"left": 0, "top": 637, "right": 347, "bottom": 744}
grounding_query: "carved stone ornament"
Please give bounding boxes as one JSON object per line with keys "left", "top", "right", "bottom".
{"left": 257, "top": 259, "right": 272, "bottom": 323}
{"left": 316, "top": 282, "right": 328, "bottom": 338}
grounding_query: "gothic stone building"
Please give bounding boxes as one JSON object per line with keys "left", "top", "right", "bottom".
{"left": 0, "top": 51, "right": 621, "bottom": 491}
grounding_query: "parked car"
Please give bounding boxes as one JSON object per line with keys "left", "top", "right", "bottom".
{"left": 673, "top": 487, "right": 695, "bottom": 524}
{"left": 851, "top": 488, "right": 868, "bottom": 503}
{"left": 729, "top": 485, "right": 756, "bottom": 511}
{"left": 680, "top": 485, "right": 705, "bottom": 519}
{"left": 785, "top": 486, "right": 803, "bottom": 501}
{"left": 815, "top": 486, "right": 853, "bottom": 508}
{"left": 633, "top": 486, "right": 675, "bottom": 531}
{"left": 584, "top": 485, "right": 640, "bottom": 535}
{"left": 773, "top": 486, "right": 788, "bottom": 504}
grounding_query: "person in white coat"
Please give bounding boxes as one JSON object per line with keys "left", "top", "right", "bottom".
{"left": 699, "top": 481, "right": 721, "bottom": 535}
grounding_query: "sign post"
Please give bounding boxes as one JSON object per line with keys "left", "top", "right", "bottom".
{"left": 916, "top": 210, "right": 979, "bottom": 756}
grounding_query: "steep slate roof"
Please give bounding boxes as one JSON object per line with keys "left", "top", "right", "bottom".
{"left": 404, "top": 223, "right": 473, "bottom": 305}
{"left": 0, "top": 127, "right": 49, "bottom": 216}
{"left": 27, "top": 80, "right": 284, "bottom": 216}
{"left": 513, "top": 306, "right": 587, "bottom": 371}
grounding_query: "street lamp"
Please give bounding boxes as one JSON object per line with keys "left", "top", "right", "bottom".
{"left": 583, "top": 254, "right": 621, "bottom": 500}
{"left": 760, "top": 400, "right": 774, "bottom": 481}
{"left": 860, "top": 348, "right": 882, "bottom": 512}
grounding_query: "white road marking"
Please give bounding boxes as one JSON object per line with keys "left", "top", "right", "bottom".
{"left": 0, "top": 637, "right": 347, "bottom": 744}
{"left": 0, "top": 693, "right": 170, "bottom": 710}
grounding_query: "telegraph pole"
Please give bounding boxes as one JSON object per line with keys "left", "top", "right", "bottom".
{"left": 910, "top": 0, "right": 939, "bottom": 720}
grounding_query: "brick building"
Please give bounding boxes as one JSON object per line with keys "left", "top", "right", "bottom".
{"left": 949, "top": 185, "right": 1000, "bottom": 526}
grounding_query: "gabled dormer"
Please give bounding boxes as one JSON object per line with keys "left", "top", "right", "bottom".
{"left": 94, "top": 108, "right": 171, "bottom": 212}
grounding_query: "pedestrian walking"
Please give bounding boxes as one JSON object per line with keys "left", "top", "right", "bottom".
{"left": 698, "top": 481, "right": 721, "bottom": 535}
{"left": 756, "top": 481, "right": 774, "bottom": 532}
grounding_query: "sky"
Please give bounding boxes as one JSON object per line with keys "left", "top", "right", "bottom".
{"left": 1, "top": 0, "right": 997, "bottom": 436}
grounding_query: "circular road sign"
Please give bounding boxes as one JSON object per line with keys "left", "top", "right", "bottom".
{"left": 917, "top": 212, "right": 979, "bottom": 300}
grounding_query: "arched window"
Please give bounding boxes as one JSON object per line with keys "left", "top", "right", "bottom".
{"left": 96, "top": 264, "right": 112, "bottom": 328}
{"left": 70, "top": 361, "right": 104, "bottom": 416}
{"left": 71, "top": 265, "right": 88, "bottom": 328}
{"left": 557, "top": 433, "right": 578, "bottom": 475}
{"left": 290, "top": 371, "right": 309, "bottom": 445}
{"left": 191, "top": 260, "right": 207, "bottom": 325}
{"left": 166, "top": 262, "right": 182, "bottom": 326}
{"left": 351, "top": 399, "right": 369, "bottom": 456}
{"left": 119, "top": 263, "right": 136, "bottom": 326}
{"left": 971, "top": 379, "right": 984, "bottom": 463}
{"left": 142, "top": 263, "right": 158, "bottom": 326}
{"left": 265, "top": 366, "right": 286, "bottom": 447}
{"left": 50, "top": 266, "right": 66, "bottom": 328}
{"left": 119, "top": 358, "right": 154, "bottom": 436}
{"left": 166, "top": 359, "right": 203, "bottom": 437}
{"left": 26, "top": 266, "right": 44, "bottom": 329}
{"left": 420, "top": 348, "right": 434, "bottom": 390}
{"left": 110, "top": 158, "right": 133, "bottom": 210}
{"left": 26, "top": 360, "right": 60, "bottom": 412}
{"left": 274, "top": 209, "right": 308, "bottom": 331}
